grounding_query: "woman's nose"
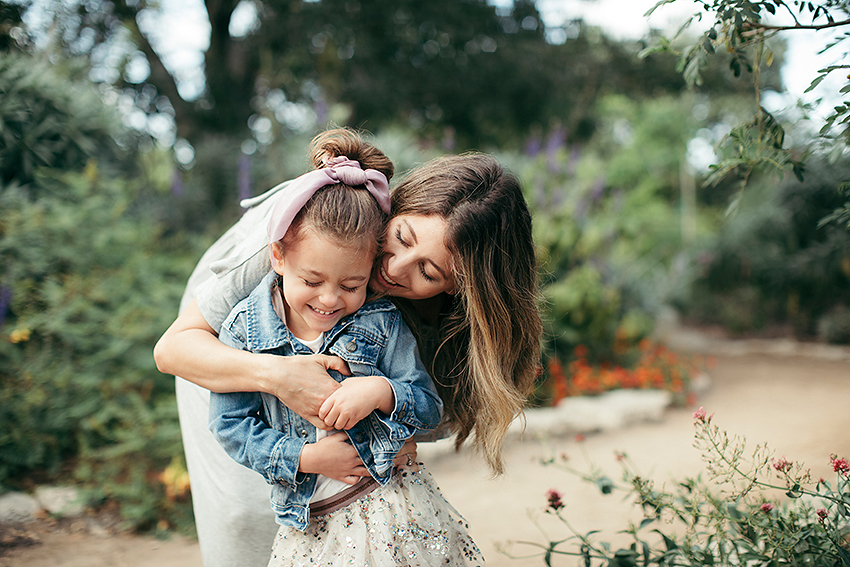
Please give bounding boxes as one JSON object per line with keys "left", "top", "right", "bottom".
{"left": 386, "top": 251, "right": 412, "bottom": 280}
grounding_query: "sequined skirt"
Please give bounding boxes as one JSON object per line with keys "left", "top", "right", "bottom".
{"left": 267, "top": 465, "right": 485, "bottom": 566}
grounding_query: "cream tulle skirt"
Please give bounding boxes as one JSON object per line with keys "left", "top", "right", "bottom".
{"left": 267, "top": 465, "right": 484, "bottom": 566}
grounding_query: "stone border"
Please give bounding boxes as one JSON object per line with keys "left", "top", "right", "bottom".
{"left": 659, "top": 327, "right": 850, "bottom": 361}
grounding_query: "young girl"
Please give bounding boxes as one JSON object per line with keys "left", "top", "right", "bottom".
{"left": 208, "top": 154, "right": 485, "bottom": 565}
{"left": 155, "top": 128, "right": 541, "bottom": 565}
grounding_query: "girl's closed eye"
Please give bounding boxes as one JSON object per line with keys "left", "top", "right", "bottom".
{"left": 303, "top": 280, "right": 321, "bottom": 287}
{"left": 341, "top": 284, "right": 360, "bottom": 293}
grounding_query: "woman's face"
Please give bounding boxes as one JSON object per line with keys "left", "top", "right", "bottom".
{"left": 370, "top": 214, "right": 456, "bottom": 300}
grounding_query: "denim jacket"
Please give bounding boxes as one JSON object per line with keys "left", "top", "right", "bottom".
{"left": 208, "top": 272, "right": 443, "bottom": 531}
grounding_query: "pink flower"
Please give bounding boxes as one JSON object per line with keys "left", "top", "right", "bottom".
{"left": 760, "top": 503, "right": 774, "bottom": 513}
{"left": 772, "top": 457, "right": 792, "bottom": 472}
{"left": 614, "top": 451, "right": 625, "bottom": 461}
{"left": 574, "top": 434, "right": 586, "bottom": 443}
{"left": 546, "top": 489, "right": 564, "bottom": 511}
{"left": 830, "top": 454, "right": 849, "bottom": 476}
{"left": 816, "top": 508, "right": 828, "bottom": 523}
{"left": 692, "top": 407, "right": 707, "bottom": 422}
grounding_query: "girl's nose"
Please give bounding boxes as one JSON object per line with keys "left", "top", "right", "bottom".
{"left": 318, "top": 288, "right": 340, "bottom": 306}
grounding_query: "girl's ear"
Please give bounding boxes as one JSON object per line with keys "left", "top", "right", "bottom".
{"left": 269, "top": 241, "right": 286, "bottom": 275}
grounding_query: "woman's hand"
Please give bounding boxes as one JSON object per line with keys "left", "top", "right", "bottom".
{"left": 265, "top": 354, "right": 350, "bottom": 430}
{"left": 154, "top": 298, "right": 349, "bottom": 429}
{"left": 299, "top": 433, "right": 369, "bottom": 484}
{"left": 394, "top": 439, "right": 419, "bottom": 472}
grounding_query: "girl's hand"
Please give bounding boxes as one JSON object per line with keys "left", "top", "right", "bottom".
{"left": 298, "top": 432, "right": 368, "bottom": 484}
{"left": 394, "top": 439, "right": 419, "bottom": 472}
{"left": 317, "top": 376, "right": 394, "bottom": 430}
{"left": 264, "top": 354, "right": 350, "bottom": 430}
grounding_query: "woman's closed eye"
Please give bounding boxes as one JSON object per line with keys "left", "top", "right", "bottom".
{"left": 419, "top": 264, "right": 436, "bottom": 282}
{"left": 397, "top": 227, "right": 436, "bottom": 282}
{"left": 395, "top": 227, "right": 410, "bottom": 248}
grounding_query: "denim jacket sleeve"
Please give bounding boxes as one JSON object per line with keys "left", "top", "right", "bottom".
{"left": 207, "top": 308, "right": 308, "bottom": 487}
{"left": 208, "top": 390, "right": 307, "bottom": 487}
{"left": 375, "top": 312, "right": 443, "bottom": 434}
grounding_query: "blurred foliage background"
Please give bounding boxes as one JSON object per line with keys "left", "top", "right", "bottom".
{"left": 1, "top": 0, "right": 848, "bottom": 535}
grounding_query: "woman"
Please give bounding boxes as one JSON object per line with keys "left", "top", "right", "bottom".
{"left": 154, "top": 128, "right": 542, "bottom": 566}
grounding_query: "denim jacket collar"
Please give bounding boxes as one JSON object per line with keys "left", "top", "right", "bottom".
{"left": 242, "top": 271, "right": 390, "bottom": 354}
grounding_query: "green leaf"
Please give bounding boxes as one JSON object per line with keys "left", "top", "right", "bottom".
{"left": 803, "top": 74, "right": 827, "bottom": 94}
{"left": 837, "top": 545, "right": 850, "bottom": 567}
{"left": 643, "top": 0, "right": 677, "bottom": 18}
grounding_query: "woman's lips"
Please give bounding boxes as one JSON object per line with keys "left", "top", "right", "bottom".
{"left": 379, "top": 266, "right": 402, "bottom": 288}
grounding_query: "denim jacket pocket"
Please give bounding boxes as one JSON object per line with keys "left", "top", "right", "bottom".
{"left": 328, "top": 328, "right": 383, "bottom": 368}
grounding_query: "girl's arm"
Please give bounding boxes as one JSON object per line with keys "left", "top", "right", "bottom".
{"left": 209, "top": 390, "right": 306, "bottom": 486}
{"left": 318, "top": 311, "right": 443, "bottom": 433}
{"left": 154, "top": 298, "right": 346, "bottom": 429}
{"left": 317, "top": 376, "right": 395, "bottom": 431}
{"left": 375, "top": 313, "right": 444, "bottom": 433}
{"left": 299, "top": 433, "right": 370, "bottom": 484}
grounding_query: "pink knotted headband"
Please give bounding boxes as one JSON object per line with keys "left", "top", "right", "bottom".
{"left": 266, "top": 156, "right": 391, "bottom": 242}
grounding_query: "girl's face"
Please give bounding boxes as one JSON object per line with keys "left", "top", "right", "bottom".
{"left": 272, "top": 231, "right": 374, "bottom": 341}
{"left": 370, "top": 214, "right": 456, "bottom": 300}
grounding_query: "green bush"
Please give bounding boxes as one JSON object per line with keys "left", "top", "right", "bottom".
{"left": 0, "top": 50, "right": 207, "bottom": 532}
{"left": 505, "top": 95, "right": 718, "bottom": 379}
{"left": 0, "top": 164, "right": 201, "bottom": 531}
{"left": 681, "top": 157, "right": 850, "bottom": 340}
{"left": 505, "top": 411, "right": 850, "bottom": 566}
{"left": 0, "top": 52, "right": 128, "bottom": 187}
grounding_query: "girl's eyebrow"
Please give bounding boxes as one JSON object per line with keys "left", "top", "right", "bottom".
{"left": 301, "top": 269, "right": 368, "bottom": 282}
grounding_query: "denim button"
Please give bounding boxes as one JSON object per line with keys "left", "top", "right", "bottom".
{"left": 346, "top": 340, "right": 356, "bottom": 352}
{"left": 300, "top": 429, "right": 308, "bottom": 437}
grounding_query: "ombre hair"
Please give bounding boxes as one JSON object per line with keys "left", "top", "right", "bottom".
{"left": 391, "top": 154, "right": 542, "bottom": 475}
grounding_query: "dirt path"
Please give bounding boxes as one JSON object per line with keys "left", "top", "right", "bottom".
{"left": 2, "top": 349, "right": 848, "bottom": 567}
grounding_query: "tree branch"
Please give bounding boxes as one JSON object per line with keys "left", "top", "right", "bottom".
{"left": 745, "top": 18, "right": 850, "bottom": 32}
{"left": 116, "top": 0, "right": 198, "bottom": 139}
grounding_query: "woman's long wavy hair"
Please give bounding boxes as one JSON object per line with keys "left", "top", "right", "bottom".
{"left": 391, "top": 154, "right": 543, "bottom": 475}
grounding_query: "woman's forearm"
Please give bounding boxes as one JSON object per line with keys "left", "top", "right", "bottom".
{"left": 154, "top": 299, "right": 272, "bottom": 393}
{"left": 154, "top": 299, "right": 346, "bottom": 427}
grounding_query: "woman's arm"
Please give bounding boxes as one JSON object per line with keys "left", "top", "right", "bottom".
{"left": 154, "top": 298, "right": 346, "bottom": 428}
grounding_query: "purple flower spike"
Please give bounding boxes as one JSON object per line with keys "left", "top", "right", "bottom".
{"left": 0, "top": 285, "right": 11, "bottom": 330}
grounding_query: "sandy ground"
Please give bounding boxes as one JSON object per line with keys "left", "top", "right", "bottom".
{"left": 1, "top": 346, "right": 848, "bottom": 567}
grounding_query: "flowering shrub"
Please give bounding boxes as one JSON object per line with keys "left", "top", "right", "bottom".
{"left": 504, "top": 410, "right": 850, "bottom": 566}
{"left": 542, "top": 340, "right": 708, "bottom": 407}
